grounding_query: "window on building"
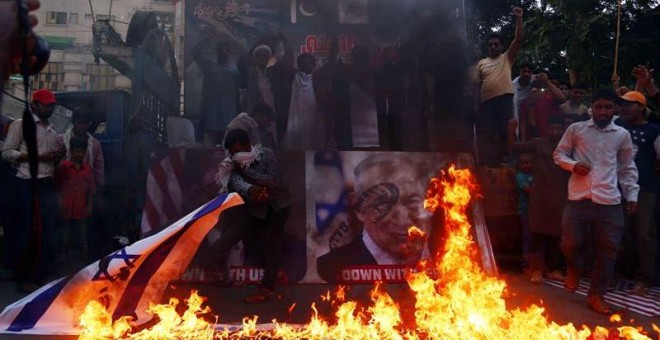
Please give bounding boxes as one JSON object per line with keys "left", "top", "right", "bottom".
{"left": 95, "top": 14, "right": 117, "bottom": 21}
{"left": 69, "top": 13, "right": 79, "bottom": 25}
{"left": 32, "top": 62, "right": 65, "bottom": 91}
{"left": 84, "top": 14, "right": 93, "bottom": 24}
{"left": 86, "top": 64, "right": 115, "bottom": 90}
{"left": 45, "top": 11, "right": 67, "bottom": 25}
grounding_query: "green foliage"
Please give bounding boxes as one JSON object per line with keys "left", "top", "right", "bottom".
{"left": 467, "top": 0, "right": 660, "bottom": 89}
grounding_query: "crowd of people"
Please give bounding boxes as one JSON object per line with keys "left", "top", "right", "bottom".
{"left": 1, "top": 0, "right": 659, "bottom": 314}
{"left": 503, "top": 61, "right": 659, "bottom": 314}
{"left": 0, "top": 89, "right": 106, "bottom": 293}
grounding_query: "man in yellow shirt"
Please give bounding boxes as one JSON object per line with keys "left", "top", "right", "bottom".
{"left": 476, "top": 6, "right": 524, "bottom": 166}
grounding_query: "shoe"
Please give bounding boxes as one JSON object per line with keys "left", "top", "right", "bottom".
{"left": 564, "top": 270, "right": 578, "bottom": 293}
{"left": 630, "top": 282, "right": 648, "bottom": 296}
{"left": 245, "top": 287, "right": 273, "bottom": 303}
{"left": 530, "top": 270, "right": 543, "bottom": 284}
{"left": 546, "top": 270, "right": 566, "bottom": 281}
{"left": 587, "top": 295, "right": 616, "bottom": 315}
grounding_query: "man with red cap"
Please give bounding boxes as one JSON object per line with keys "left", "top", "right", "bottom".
{"left": 1, "top": 89, "right": 64, "bottom": 293}
{"left": 615, "top": 90, "right": 659, "bottom": 296}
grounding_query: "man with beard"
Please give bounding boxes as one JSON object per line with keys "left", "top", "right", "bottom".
{"left": 317, "top": 154, "right": 433, "bottom": 282}
{"left": 553, "top": 89, "right": 639, "bottom": 315}
{"left": 2, "top": 89, "right": 64, "bottom": 293}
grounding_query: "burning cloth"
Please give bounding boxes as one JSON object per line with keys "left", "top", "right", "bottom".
{"left": 0, "top": 193, "right": 243, "bottom": 335}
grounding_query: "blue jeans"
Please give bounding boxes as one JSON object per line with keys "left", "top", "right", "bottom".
{"left": 15, "top": 178, "right": 60, "bottom": 284}
{"left": 561, "top": 200, "right": 624, "bottom": 296}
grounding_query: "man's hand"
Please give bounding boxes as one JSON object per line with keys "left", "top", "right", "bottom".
{"left": 38, "top": 151, "right": 58, "bottom": 162}
{"left": 0, "top": 0, "right": 41, "bottom": 80}
{"left": 512, "top": 6, "right": 523, "bottom": 18}
{"left": 573, "top": 162, "right": 591, "bottom": 176}
{"left": 632, "top": 65, "right": 654, "bottom": 87}
{"left": 507, "top": 118, "right": 518, "bottom": 132}
{"left": 248, "top": 185, "right": 269, "bottom": 203}
{"left": 626, "top": 201, "right": 638, "bottom": 215}
{"left": 537, "top": 72, "right": 549, "bottom": 85}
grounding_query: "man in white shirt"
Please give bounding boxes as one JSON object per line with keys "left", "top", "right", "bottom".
{"left": 2, "top": 89, "right": 64, "bottom": 293}
{"left": 553, "top": 88, "right": 639, "bottom": 315}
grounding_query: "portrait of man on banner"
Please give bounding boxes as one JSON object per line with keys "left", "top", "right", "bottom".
{"left": 310, "top": 151, "right": 450, "bottom": 283}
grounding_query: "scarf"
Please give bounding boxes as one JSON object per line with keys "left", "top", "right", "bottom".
{"left": 63, "top": 128, "right": 95, "bottom": 169}
{"left": 214, "top": 144, "right": 263, "bottom": 193}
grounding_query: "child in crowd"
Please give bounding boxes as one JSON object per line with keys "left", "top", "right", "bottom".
{"left": 509, "top": 115, "right": 572, "bottom": 284}
{"left": 515, "top": 153, "right": 533, "bottom": 271}
{"left": 55, "top": 135, "right": 95, "bottom": 271}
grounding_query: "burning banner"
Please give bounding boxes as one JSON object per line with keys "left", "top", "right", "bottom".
{"left": 0, "top": 193, "right": 243, "bottom": 335}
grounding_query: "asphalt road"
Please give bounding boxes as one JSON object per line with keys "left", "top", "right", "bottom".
{"left": 0, "top": 269, "right": 657, "bottom": 339}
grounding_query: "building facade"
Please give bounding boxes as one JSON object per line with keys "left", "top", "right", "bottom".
{"left": 18, "top": 0, "right": 176, "bottom": 93}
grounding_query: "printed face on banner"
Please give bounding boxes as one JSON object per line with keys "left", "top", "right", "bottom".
{"left": 311, "top": 151, "right": 455, "bottom": 283}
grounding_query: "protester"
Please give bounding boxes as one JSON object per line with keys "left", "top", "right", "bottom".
{"left": 553, "top": 89, "right": 639, "bottom": 315}
{"left": 317, "top": 154, "right": 433, "bottom": 282}
{"left": 192, "top": 38, "right": 240, "bottom": 147}
{"left": 514, "top": 152, "right": 533, "bottom": 272}
{"left": 559, "top": 82, "right": 589, "bottom": 118}
{"left": 281, "top": 53, "right": 324, "bottom": 150}
{"left": 224, "top": 103, "right": 276, "bottom": 149}
{"left": 1, "top": 89, "right": 64, "bottom": 293}
{"left": 214, "top": 129, "right": 292, "bottom": 302}
{"left": 55, "top": 135, "right": 95, "bottom": 271}
{"left": 375, "top": 45, "right": 408, "bottom": 150}
{"left": 509, "top": 116, "right": 572, "bottom": 284}
{"left": 62, "top": 108, "right": 104, "bottom": 189}
{"left": 512, "top": 61, "right": 534, "bottom": 127}
{"left": 518, "top": 73, "right": 566, "bottom": 141}
{"left": 615, "top": 90, "right": 659, "bottom": 296}
{"left": 633, "top": 64, "right": 660, "bottom": 107}
{"left": 475, "top": 6, "right": 524, "bottom": 166}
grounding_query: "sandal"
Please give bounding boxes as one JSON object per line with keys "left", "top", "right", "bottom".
{"left": 245, "top": 288, "right": 273, "bottom": 303}
{"left": 587, "top": 295, "right": 616, "bottom": 315}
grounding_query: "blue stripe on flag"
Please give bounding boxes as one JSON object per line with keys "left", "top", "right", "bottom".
{"left": 7, "top": 277, "right": 72, "bottom": 331}
{"left": 194, "top": 194, "right": 229, "bottom": 220}
{"left": 112, "top": 194, "right": 229, "bottom": 321}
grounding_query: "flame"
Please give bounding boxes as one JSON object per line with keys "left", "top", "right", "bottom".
{"left": 78, "top": 165, "right": 658, "bottom": 339}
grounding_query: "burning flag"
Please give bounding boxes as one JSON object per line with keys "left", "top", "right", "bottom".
{"left": 0, "top": 193, "right": 243, "bottom": 336}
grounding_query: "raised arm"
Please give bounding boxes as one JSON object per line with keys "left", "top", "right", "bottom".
{"left": 507, "top": 6, "right": 524, "bottom": 63}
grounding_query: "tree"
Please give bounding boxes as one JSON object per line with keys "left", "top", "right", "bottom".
{"left": 467, "top": 0, "right": 660, "bottom": 88}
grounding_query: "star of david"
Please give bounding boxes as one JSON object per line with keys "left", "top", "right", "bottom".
{"left": 92, "top": 248, "right": 141, "bottom": 282}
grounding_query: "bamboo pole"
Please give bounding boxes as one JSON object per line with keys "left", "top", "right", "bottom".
{"left": 612, "top": 0, "right": 622, "bottom": 87}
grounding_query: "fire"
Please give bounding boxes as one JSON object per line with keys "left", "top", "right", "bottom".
{"left": 78, "top": 290, "right": 214, "bottom": 339}
{"left": 78, "top": 165, "right": 657, "bottom": 339}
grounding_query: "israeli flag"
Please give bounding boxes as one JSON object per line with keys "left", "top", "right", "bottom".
{"left": 0, "top": 193, "right": 243, "bottom": 335}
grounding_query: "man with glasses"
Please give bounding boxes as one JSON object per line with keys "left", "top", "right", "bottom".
{"left": 475, "top": 6, "right": 524, "bottom": 166}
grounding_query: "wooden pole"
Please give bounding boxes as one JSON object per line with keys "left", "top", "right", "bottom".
{"left": 613, "top": 0, "right": 622, "bottom": 86}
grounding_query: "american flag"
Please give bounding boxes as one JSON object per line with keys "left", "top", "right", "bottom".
{"left": 140, "top": 147, "right": 226, "bottom": 237}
